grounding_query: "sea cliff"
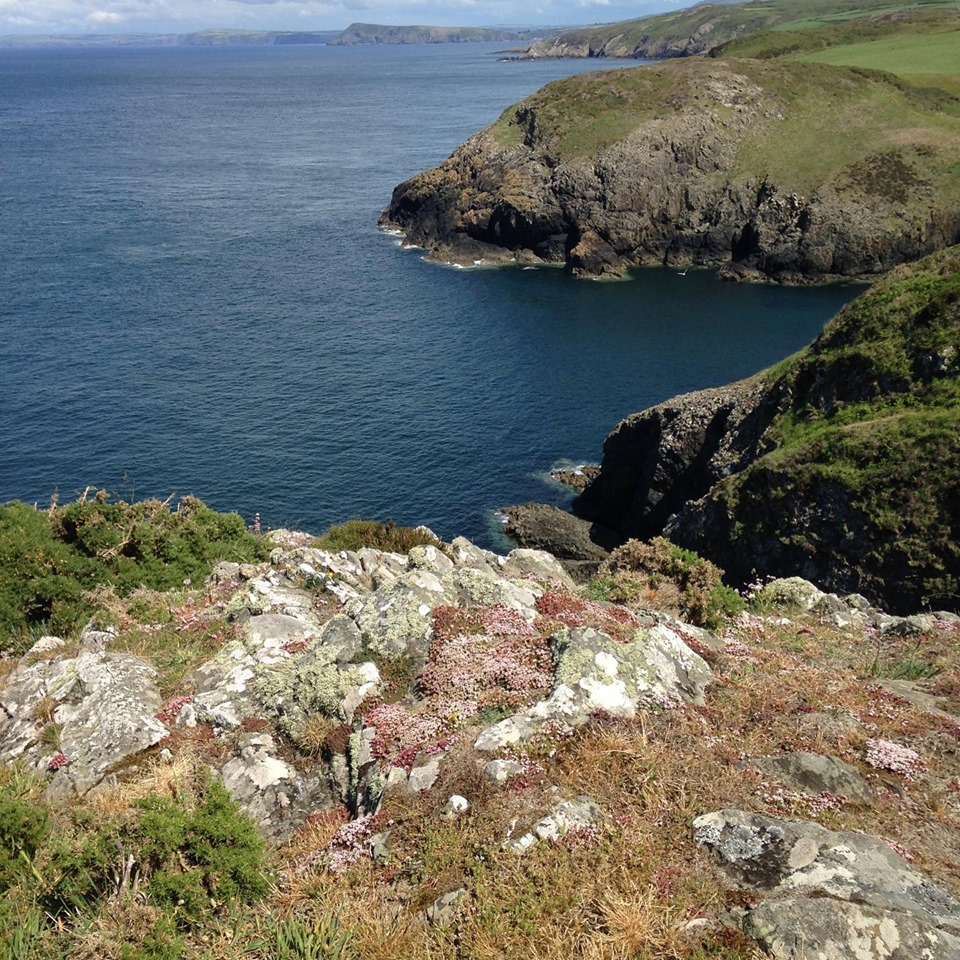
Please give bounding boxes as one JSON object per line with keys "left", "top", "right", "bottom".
{"left": 382, "top": 58, "right": 960, "bottom": 282}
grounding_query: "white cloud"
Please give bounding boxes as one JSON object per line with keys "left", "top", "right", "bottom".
{"left": 87, "top": 9, "right": 124, "bottom": 20}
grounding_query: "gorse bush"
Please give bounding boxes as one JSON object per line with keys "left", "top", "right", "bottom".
{"left": 0, "top": 492, "right": 266, "bottom": 649}
{"left": 595, "top": 537, "right": 744, "bottom": 628}
{"left": 0, "top": 766, "right": 268, "bottom": 952}
{"left": 130, "top": 776, "right": 269, "bottom": 927}
{"left": 312, "top": 519, "right": 441, "bottom": 554}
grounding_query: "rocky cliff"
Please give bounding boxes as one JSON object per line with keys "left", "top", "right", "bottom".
{"left": 382, "top": 58, "right": 960, "bottom": 282}
{"left": 571, "top": 246, "right": 960, "bottom": 612}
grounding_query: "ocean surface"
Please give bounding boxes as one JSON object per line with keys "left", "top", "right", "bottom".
{"left": 1, "top": 43, "right": 858, "bottom": 546}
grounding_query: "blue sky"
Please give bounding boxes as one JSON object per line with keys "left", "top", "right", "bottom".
{"left": 0, "top": 0, "right": 686, "bottom": 35}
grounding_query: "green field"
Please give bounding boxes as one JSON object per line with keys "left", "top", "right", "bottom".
{"left": 800, "top": 31, "right": 960, "bottom": 94}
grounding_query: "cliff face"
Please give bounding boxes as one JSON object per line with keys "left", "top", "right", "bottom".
{"left": 573, "top": 247, "right": 960, "bottom": 612}
{"left": 382, "top": 59, "right": 960, "bottom": 282}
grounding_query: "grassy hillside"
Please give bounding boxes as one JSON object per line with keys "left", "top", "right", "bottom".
{"left": 489, "top": 57, "right": 960, "bottom": 204}
{"left": 713, "top": 8, "right": 960, "bottom": 94}
{"left": 522, "top": 0, "right": 959, "bottom": 58}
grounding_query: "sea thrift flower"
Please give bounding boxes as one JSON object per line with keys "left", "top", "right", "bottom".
{"left": 47, "top": 752, "right": 69, "bottom": 772}
{"left": 865, "top": 739, "right": 924, "bottom": 779}
{"left": 326, "top": 815, "right": 375, "bottom": 874}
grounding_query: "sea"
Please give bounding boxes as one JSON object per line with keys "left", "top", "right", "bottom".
{"left": 0, "top": 42, "right": 858, "bottom": 547}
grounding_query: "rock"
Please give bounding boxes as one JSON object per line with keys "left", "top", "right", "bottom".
{"left": 877, "top": 680, "right": 959, "bottom": 723}
{"left": 500, "top": 548, "right": 577, "bottom": 590}
{"left": 77, "top": 625, "right": 117, "bottom": 655}
{"left": 426, "top": 888, "right": 466, "bottom": 927}
{"left": 347, "top": 568, "right": 448, "bottom": 664}
{"left": 484, "top": 759, "right": 524, "bottom": 784}
{"left": 882, "top": 614, "right": 940, "bottom": 638}
{"left": 551, "top": 465, "right": 600, "bottom": 493}
{"left": 408, "top": 544, "right": 455, "bottom": 576}
{"left": 445, "top": 566, "right": 540, "bottom": 621}
{"left": 442, "top": 794, "right": 470, "bottom": 818}
{"left": 797, "top": 711, "right": 863, "bottom": 742}
{"left": 220, "top": 732, "right": 336, "bottom": 841}
{"left": 500, "top": 502, "right": 614, "bottom": 563}
{"left": 694, "top": 810, "right": 960, "bottom": 959}
{"left": 505, "top": 795, "right": 602, "bottom": 853}
{"left": 0, "top": 651, "right": 168, "bottom": 799}
{"left": 755, "top": 578, "right": 829, "bottom": 612}
{"left": 407, "top": 758, "right": 442, "bottom": 793}
{"left": 191, "top": 612, "right": 376, "bottom": 730}
{"left": 475, "top": 621, "right": 711, "bottom": 752}
{"left": 25, "top": 636, "right": 65, "bottom": 658}
{"left": 754, "top": 752, "right": 874, "bottom": 805}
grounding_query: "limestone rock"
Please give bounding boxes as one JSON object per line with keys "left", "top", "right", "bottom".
{"left": 694, "top": 810, "right": 960, "bottom": 959}
{"left": 220, "top": 733, "right": 337, "bottom": 841}
{"left": 475, "top": 621, "right": 711, "bottom": 752}
{"left": 755, "top": 752, "right": 874, "bottom": 805}
{"left": 500, "top": 548, "right": 577, "bottom": 590}
{"left": 0, "top": 651, "right": 167, "bottom": 799}
{"left": 347, "top": 568, "right": 448, "bottom": 663}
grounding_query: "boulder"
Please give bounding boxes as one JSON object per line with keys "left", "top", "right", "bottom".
{"left": 220, "top": 732, "right": 337, "bottom": 841}
{"left": 754, "top": 751, "right": 874, "bottom": 805}
{"left": 695, "top": 810, "right": 960, "bottom": 959}
{"left": 0, "top": 651, "right": 167, "bottom": 799}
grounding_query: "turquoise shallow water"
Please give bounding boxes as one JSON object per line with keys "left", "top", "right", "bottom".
{"left": 0, "top": 43, "right": 859, "bottom": 544}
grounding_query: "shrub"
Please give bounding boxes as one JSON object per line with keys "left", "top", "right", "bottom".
{"left": 596, "top": 537, "right": 744, "bottom": 628}
{"left": 0, "top": 494, "right": 266, "bottom": 649}
{"left": 312, "top": 519, "right": 441, "bottom": 554}
{"left": 129, "top": 775, "right": 269, "bottom": 926}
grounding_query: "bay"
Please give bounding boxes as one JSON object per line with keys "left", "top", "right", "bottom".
{"left": 0, "top": 43, "right": 857, "bottom": 544}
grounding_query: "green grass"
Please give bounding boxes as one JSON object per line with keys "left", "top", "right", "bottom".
{"left": 529, "top": 0, "right": 959, "bottom": 57}
{"left": 490, "top": 56, "right": 960, "bottom": 212}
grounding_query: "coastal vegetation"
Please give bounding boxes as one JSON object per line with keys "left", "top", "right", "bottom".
{"left": 0, "top": 515, "right": 958, "bottom": 959}
{"left": 519, "top": 0, "right": 960, "bottom": 60}
{"left": 0, "top": 493, "right": 264, "bottom": 652}
{"left": 571, "top": 246, "right": 960, "bottom": 613}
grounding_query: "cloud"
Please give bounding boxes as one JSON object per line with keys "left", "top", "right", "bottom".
{"left": 87, "top": 9, "right": 124, "bottom": 20}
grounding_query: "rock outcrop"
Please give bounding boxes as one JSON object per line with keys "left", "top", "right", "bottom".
{"left": 695, "top": 810, "right": 960, "bottom": 958}
{"left": 382, "top": 58, "right": 960, "bottom": 282}
{"left": 557, "top": 248, "right": 960, "bottom": 613}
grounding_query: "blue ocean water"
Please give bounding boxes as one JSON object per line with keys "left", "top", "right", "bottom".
{"left": 1, "top": 43, "right": 857, "bottom": 545}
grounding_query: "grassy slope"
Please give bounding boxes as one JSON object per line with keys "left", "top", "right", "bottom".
{"left": 529, "top": 0, "right": 957, "bottom": 54}
{"left": 714, "top": 9, "right": 960, "bottom": 93}
{"left": 489, "top": 57, "right": 960, "bottom": 213}
{"left": 697, "top": 247, "right": 960, "bottom": 608}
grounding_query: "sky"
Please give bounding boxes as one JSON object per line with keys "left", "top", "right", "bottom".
{"left": 0, "top": 0, "right": 687, "bottom": 35}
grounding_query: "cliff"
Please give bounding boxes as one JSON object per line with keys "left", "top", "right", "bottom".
{"left": 572, "top": 246, "right": 960, "bottom": 613}
{"left": 329, "top": 23, "right": 545, "bottom": 45}
{"left": 382, "top": 57, "right": 960, "bottom": 282}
